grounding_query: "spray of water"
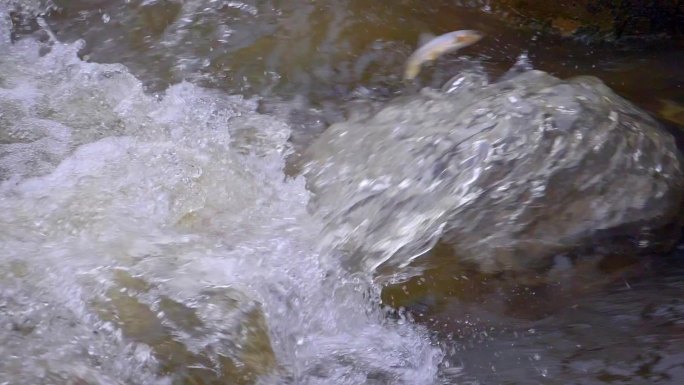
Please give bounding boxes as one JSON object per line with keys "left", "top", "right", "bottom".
{"left": 0, "top": 7, "right": 443, "bottom": 385}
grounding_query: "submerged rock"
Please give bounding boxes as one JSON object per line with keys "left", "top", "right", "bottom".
{"left": 303, "top": 70, "right": 684, "bottom": 274}
{"left": 96, "top": 272, "right": 277, "bottom": 385}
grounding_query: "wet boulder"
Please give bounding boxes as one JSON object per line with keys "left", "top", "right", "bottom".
{"left": 303, "top": 70, "right": 684, "bottom": 274}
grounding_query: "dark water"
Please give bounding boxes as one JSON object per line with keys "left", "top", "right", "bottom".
{"left": 3, "top": 1, "right": 684, "bottom": 384}
{"left": 382, "top": 244, "right": 684, "bottom": 384}
{"left": 10, "top": 1, "right": 684, "bottom": 111}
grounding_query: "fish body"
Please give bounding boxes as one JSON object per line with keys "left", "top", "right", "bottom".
{"left": 403, "top": 30, "right": 483, "bottom": 81}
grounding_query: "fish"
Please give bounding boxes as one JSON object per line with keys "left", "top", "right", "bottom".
{"left": 403, "top": 30, "right": 483, "bottom": 81}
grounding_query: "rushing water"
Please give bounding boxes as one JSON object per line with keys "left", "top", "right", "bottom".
{"left": 0, "top": 5, "right": 443, "bottom": 384}
{"left": 1, "top": 1, "right": 683, "bottom": 385}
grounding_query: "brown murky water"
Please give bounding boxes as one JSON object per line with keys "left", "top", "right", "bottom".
{"left": 11, "top": 1, "right": 684, "bottom": 112}
{"left": 4, "top": 1, "right": 684, "bottom": 384}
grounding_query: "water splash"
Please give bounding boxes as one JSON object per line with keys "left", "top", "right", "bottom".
{"left": 303, "top": 68, "right": 682, "bottom": 278}
{"left": 0, "top": 9, "right": 442, "bottom": 385}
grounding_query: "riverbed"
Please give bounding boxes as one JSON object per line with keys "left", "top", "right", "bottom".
{"left": 1, "top": 1, "right": 683, "bottom": 384}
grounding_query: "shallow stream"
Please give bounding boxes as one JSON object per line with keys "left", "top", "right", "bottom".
{"left": 1, "top": 1, "right": 683, "bottom": 384}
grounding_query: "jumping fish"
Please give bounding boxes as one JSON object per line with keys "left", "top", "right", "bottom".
{"left": 403, "top": 30, "right": 483, "bottom": 81}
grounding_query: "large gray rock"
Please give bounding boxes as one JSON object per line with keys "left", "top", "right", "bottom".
{"left": 303, "top": 70, "right": 684, "bottom": 274}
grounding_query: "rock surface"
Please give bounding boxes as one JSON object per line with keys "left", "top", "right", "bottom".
{"left": 486, "top": 0, "right": 684, "bottom": 39}
{"left": 303, "top": 70, "right": 684, "bottom": 274}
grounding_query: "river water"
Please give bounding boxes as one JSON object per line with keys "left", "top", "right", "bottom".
{"left": 1, "top": 1, "right": 683, "bottom": 385}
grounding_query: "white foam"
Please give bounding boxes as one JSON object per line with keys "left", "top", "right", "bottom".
{"left": 0, "top": 9, "right": 442, "bottom": 385}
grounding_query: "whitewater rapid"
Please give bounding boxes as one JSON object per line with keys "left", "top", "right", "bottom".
{"left": 0, "top": 7, "right": 443, "bottom": 385}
